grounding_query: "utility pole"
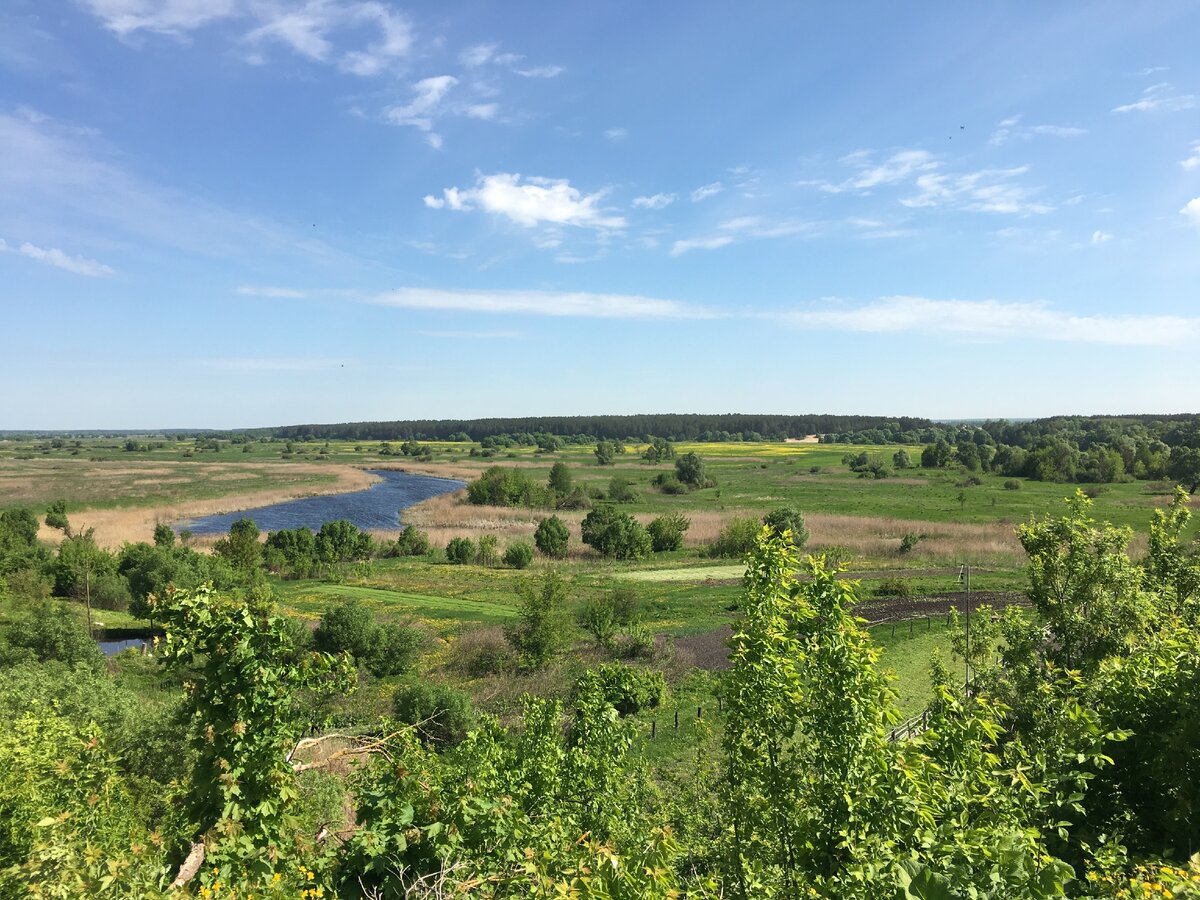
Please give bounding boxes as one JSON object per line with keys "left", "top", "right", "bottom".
{"left": 959, "top": 563, "right": 971, "bottom": 685}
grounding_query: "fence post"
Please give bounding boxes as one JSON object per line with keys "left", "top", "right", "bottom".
{"left": 697, "top": 706, "right": 702, "bottom": 720}
{"left": 674, "top": 709, "right": 679, "bottom": 730}
{"left": 651, "top": 720, "right": 656, "bottom": 739}
{"left": 891, "top": 623, "right": 896, "bottom": 637}
{"left": 717, "top": 696, "right": 723, "bottom": 713}
{"left": 909, "top": 619, "right": 914, "bottom": 635}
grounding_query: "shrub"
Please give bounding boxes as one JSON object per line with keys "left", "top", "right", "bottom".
{"left": 675, "top": 452, "right": 706, "bottom": 487}
{"left": 476, "top": 534, "right": 499, "bottom": 566}
{"left": 534, "top": 516, "right": 570, "bottom": 559}
{"left": 450, "top": 627, "right": 515, "bottom": 677}
{"left": 503, "top": 540, "right": 534, "bottom": 569}
{"left": 394, "top": 525, "right": 431, "bottom": 556}
{"left": 316, "top": 519, "right": 373, "bottom": 564}
{"left": 578, "top": 664, "right": 665, "bottom": 716}
{"left": 708, "top": 517, "right": 761, "bottom": 558}
{"left": 369, "top": 623, "right": 424, "bottom": 677}
{"left": 653, "top": 475, "right": 688, "bottom": 495}
{"left": 392, "top": 679, "right": 475, "bottom": 747}
{"left": 581, "top": 506, "right": 652, "bottom": 559}
{"left": 607, "top": 476, "right": 638, "bottom": 503}
{"left": 445, "top": 537, "right": 475, "bottom": 565}
{"left": 506, "top": 572, "right": 572, "bottom": 669}
{"left": 314, "top": 598, "right": 422, "bottom": 677}
{"left": 466, "top": 466, "right": 546, "bottom": 507}
{"left": 613, "top": 622, "right": 655, "bottom": 659}
{"left": 898, "top": 532, "right": 922, "bottom": 554}
{"left": 762, "top": 506, "right": 809, "bottom": 548}
{"left": 0, "top": 602, "right": 103, "bottom": 670}
{"left": 874, "top": 577, "right": 913, "bottom": 599}
{"left": 1003, "top": 479, "right": 1022, "bottom": 491}
{"left": 647, "top": 513, "right": 690, "bottom": 552}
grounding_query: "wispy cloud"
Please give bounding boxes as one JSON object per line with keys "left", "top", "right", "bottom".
{"left": 1, "top": 238, "right": 114, "bottom": 276}
{"left": 424, "top": 173, "right": 625, "bottom": 229}
{"left": 1182, "top": 141, "right": 1200, "bottom": 171}
{"left": 1182, "top": 198, "right": 1200, "bottom": 227}
{"left": 632, "top": 193, "right": 676, "bottom": 210}
{"left": 515, "top": 64, "right": 563, "bottom": 78}
{"left": 385, "top": 75, "right": 457, "bottom": 144}
{"left": 1091, "top": 230, "right": 1113, "bottom": 245}
{"left": 989, "top": 115, "right": 1087, "bottom": 145}
{"left": 604, "top": 127, "right": 628, "bottom": 141}
{"left": 1112, "top": 82, "right": 1197, "bottom": 114}
{"left": 903, "top": 166, "right": 1051, "bottom": 215}
{"left": 236, "top": 285, "right": 307, "bottom": 298}
{"left": 366, "top": 287, "right": 713, "bottom": 319}
{"left": 782, "top": 296, "right": 1199, "bottom": 346}
{"left": 670, "top": 235, "right": 734, "bottom": 256}
{"left": 820, "top": 149, "right": 937, "bottom": 192}
{"left": 691, "top": 182, "right": 724, "bottom": 202}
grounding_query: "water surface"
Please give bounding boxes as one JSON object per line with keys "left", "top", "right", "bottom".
{"left": 181, "top": 469, "right": 463, "bottom": 536}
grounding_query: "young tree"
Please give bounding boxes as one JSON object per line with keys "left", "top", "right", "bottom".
{"left": 762, "top": 506, "right": 809, "bottom": 549}
{"left": 506, "top": 572, "right": 571, "bottom": 669}
{"left": 647, "top": 513, "right": 690, "bottom": 552}
{"left": 548, "top": 461, "right": 574, "bottom": 495}
{"left": 675, "top": 451, "right": 706, "bottom": 488}
{"left": 594, "top": 441, "right": 617, "bottom": 466}
{"left": 445, "top": 537, "right": 475, "bottom": 564}
{"left": 581, "top": 506, "right": 652, "bottom": 559}
{"left": 152, "top": 522, "right": 176, "bottom": 547}
{"left": 534, "top": 515, "right": 570, "bottom": 559}
{"left": 44, "top": 500, "right": 70, "bottom": 534}
{"left": 212, "top": 517, "right": 263, "bottom": 573}
{"left": 503, "top": 540, "right": 534, "bottom": 569}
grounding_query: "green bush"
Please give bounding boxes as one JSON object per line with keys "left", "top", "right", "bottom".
{"left": 393, "top": 525, "right": 431, "bottom": 556}
{"left": 450, "top": 627, "right": 515, "bottom": 677}
{"left": 476, "top": 534, "right": 499, "bottom": 566}
{"left": 606, "top": 476, "right": 638, "bottom": 503}
{"left": 762, "top": 506, "right": 809, "bottom": 548}
{"left": 898, "top": 532, "right": 922, "bottom": 554}
{"left": 314, "top": 598, "right": 422, "bottom": 677}
{"left": 578, "top": 664, "right": 665, "bottom": 716}
{"left": 675, "top": 452, "right": 706, "bottom": 487}
{"left": 1003, "top": 479, "right": 1022, "bottom": 491}
{"left": 647, "top": 513, "right": 690, "bottom": 552}
{"left": 506, "top": 573, "right": 571, "bottom": 670}
{"left": 0, "top": 603, "right": 103, "bottom": 670}
{"left": 534, "top": 515, "right": 570, "bottom": 558}
{"left": 445, "top": 537, "right": 475, "bottom": 565}
{"left": 581, "top": 505, "right": 652, "bottom": 559}
{"left": 708, "top": 517, "right": 761, "bottom": 558}
{"left": 466, "top": 466, "right": 547, "bottom": 507}
{"left": 392, "top": 679, "right": 475, "bottom": 747}
{"left": 873, "top": 577, "right": 913, "bottom": 599}
{"left": 503, "top": 540, "right": 534, "bottom": 569}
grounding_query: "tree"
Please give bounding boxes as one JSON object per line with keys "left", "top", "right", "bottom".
{"left": 534, "top": 515, "right": 570, "bottom": 559}
{"left": 708, "top": 517, "right": 760, "bottom": 558}
{"left": 475, "top": 534, "right": 499, "bottom": 566}
{"left": 392, "top": 679, "right": 475, "bottom": 747}
{"left": 892, "top": 449, "right": 912, "bottom": 470}
{"left": 44, "top": 500, "right": 70, "bottom": 534}
{"left": 315, "top": 519, "right": 372, "bottom": 564}
{"left": 762, "top": 506, "right": 809, "bottom": 549}
{"left": 548, "top": 461, "right": 574, "bottom": 496}
{"left": 647, "top": 513, "right": 690, "bottom": 552}
{"left": 503, "top": 540, "right": 534, "bottom": 569}
{"left": 212, "top": 517, "right": 263, "bottom": 573}
{"left": 594, "top": 441, "right": 617, "bottom": 466}
{"left": 152, "top": 522, "right": 175, "bottom": 548}
{"left": 1168, "top": 446, "right": 1200, "bottom": 494}
{"left": 263, "top": 527, "right": 318, "bottom": 577}
{"left": 675, "top": 451, "right": 706, "bottom": 488}
{"left": 506, "top": 572, "right": 571, "bottom": 669}
{"left": 581, "top": 506, "right": 652, "bottom": 559}
{"left": 393, "top": 525, "right": 431, "bottom": 556}
{"left": 445, "top": 537, "right": 475, "bottom": 564}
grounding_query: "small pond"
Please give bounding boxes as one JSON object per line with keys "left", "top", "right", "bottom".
{"left": 179, "top": 469, "right": 464, "bottom": 536}
{"left": 99, "top": 638, "right": 149, "bottom": 656}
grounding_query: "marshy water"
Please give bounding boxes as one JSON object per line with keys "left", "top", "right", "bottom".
{"left": 180, "top": 469, "right": 464, "bottom": 536}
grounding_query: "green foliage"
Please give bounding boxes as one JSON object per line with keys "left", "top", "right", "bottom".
{"left": 467, "top": 466, "right": 548, "bottom": 507}
{"left": 1168, "top": 446, "right": 1200, "bottom": 493}
{"left": 580, "top": 505, "right": 652, "bottom": 559}
{"left": 579, "top": 663, "right": 664, "bottom": 716}
{"left": 578, "top": 588, "right": 641, "bottom": 649}
{"left": 153, "top": 584, "right": 353, "bottom": 879}
{"left": 314, "top": 598, "right": 423, "bottom": 677}
{"left": 708, "top": 516, "right": 760, "bottom": 558}
{"left": 263, "top": 526, "right": 318, "bottom": 577}
{"left": 547, "top": 460, "right": 574, "bottom": 496}
{"left": 647, "top": 512, "right": 690, "bottom": 552}
{"left": 475, "top": 533, "right": 499, "bottom": 566}
{"left": 315, "top": 519, "right": 373, "bottom": 564}
{"left": 506, "top": 572, "right": 571, "bottom": 670}
{"left": 898, "top": 531, "right": 922, "bottom": 554}
{"left": 0, "top": 601, "right": 104, "bottom": 670}
{"left": 606, "top": 475, "right": 638, "bottom": 503}
{"left": 642, "top": 436, "right": 676, "bottom": 464}
{"left": 762, "top": 505, "right": 809, "bottom": 548}
{"left": 594, "top": 439, "right": 623, "bottom": 466}
{"left": 211, "top": 516, "right": 263, "bottom": 573}
{"left": 44, "top": 499, "right": 70, "bottom": 533}
{"left": 534, "top": 515, "right": 570, "bottom": 559}
{"left": 152, "top": 522, "right": 176, "bottom": 547}
{"left": 503, "top": 540, "right": 534, "bottom": 569}
{"left": 892, "top": 448, "right": 913, "bottom": 469}
{"left": 392, "top": 524, "right": 431, "bottom": 557}
{"left": 445, "top": 536, "right": 475, "bottom": 565}
{"left": 1004, "top": 478, "right": 1022, "bottom": 490}
{"left": 392, "top": 679, "right": 475, "bottom": 747}
{"left": 675, "top": 451, "right": 706, "bottom": 487}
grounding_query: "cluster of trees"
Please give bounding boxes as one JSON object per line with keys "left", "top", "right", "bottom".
{"left": 7, "top": 493, "right": 1198, "bottom": 895}
{"left": 262, "top": 413, "right": 935, "bottom": 443}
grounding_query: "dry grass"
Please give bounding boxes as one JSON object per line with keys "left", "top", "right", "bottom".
{"left": 35, "top": 465, "right": 379, "bottom": 549}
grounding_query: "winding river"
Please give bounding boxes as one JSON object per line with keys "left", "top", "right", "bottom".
{"left": 179, "top": 469, "right": 464, "bottom": 536}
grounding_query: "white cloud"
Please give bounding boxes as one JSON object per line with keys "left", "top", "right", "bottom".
{"left": 1091, "top": 230, "right": 1113, "bottom": 244}
{"left": 236, "top": 285, "right": 306, "bottom": 298}
{"left": 4, "top": 239, "right": 114, "bottom": 277}
{"left": 385, "top": 75, "right": 457, "bottom": 130}
{"left": 842, "top": 149, "right": 936, "bottom": 191}
{"left": 989, "top": 115, "right": 1087, "bottom": 144}
{"left": 782, "top": 296, "right": 1199, "bottom": 346}
{"left": 1182, "top": 141, "right": 1200, "bottom": 171}
{"left": 81, "top": 0, "right": 238, "bottom": 35}
{"left": 632, "top": 193, "right": 676, "bottom": 210}
{"left": 1112, "top": 83, "right": 1197, "bottom": 114}
{"left": 466, "top": 103, "right": 498, "bottom": 120}
{"left": 903, "top": 166, "right": 1051, "bottom": 215}
{"left": 691, "top": 182, "right": 723, "bottom": 202}
{"left": 605, "top": 127, "right": 628, "bottom": 141}
{"left": 367, "top": 287, "right": 712, "bottom": 319}
{"left": 670, "top": 235, "right": 734, "bottom": 256}
{"left": 87, "top": 1, "right": 413, "bottom": 76}
{"left": 515, "top": 65, "right": 563, "bottom": 78}
{"left": 459, "top": 42, "right": 496, "bottom": 67}
{"left": 425, "top": 173, "right": 626, "bottom": 229}
{"left": 1182, "top": 198, "right": 1200, "bottom": 226}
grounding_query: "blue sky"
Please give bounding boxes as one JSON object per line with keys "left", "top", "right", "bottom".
{"left": 2, "top": 1, "right": 1199, "bottom": 429}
